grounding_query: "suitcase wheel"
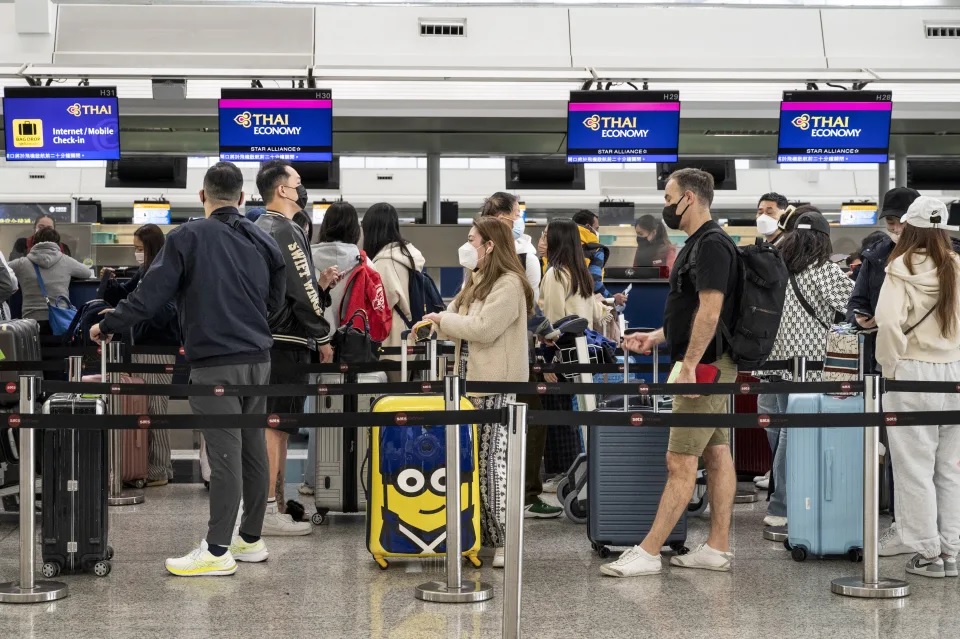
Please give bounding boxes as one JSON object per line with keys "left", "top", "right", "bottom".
{"left": 41, "top": 562, "right": 60, "bottom": 578}
{"left": 93, "top": 560, "right": 112, "bottom": 577}
{"left": 848, "top": 548, "right": 864, "bottom": 563}
{"left": 562, "top": 492, "right": 587, "bottom": 525}
{"left": 669, "top": 542, "right": 689, "bottom": 556}
{"left": 106, "top": 546, "right": 115, "bottom": 560}
{"left": 555, "top": 477, "right": 571, "bottom": 502}
{"left": 132, "top": 479, "right": 146, "bottom": 489}
{"left": 203, "top": 481, "right": 210, "bottom": 491}
{"left": 783, "top": 540, "right": 792, "bottom": 552}
{"left": 468, "top": 555, "right": 482, "bottom": 568}
{"left": 791, "top": 546, "right": 808, "bottom": 563}
{"left": 311, "top": 512, "right": 325, "bottom": 526}
{"left": 374, "top": 556, "right": 389, "bottom": 570}
{"left": 596, "top": 546, "right": 611, "bottom": 559}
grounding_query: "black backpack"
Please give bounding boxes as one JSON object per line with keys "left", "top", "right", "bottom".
{"left": 396, "top": 267, "right": 444, "bottom": 330}
{"left": 684, "top": 229, "right": 788, "bottom": 369}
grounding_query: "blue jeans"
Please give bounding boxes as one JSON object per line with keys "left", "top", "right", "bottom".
{"left": 758, "top": 392, "right": 789, "bottom": 517}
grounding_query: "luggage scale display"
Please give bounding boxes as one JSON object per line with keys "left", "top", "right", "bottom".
{"left": 367, "top": 395, "right": 481, "bottom": 570}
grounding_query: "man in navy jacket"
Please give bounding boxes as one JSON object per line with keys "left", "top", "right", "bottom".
{"left": 93, "top": 161, "right": 286, "bottom": 577}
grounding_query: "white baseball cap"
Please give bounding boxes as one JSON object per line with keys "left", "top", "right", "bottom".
{"left": 900, "top": 195, "right": 959, "bottom": 231}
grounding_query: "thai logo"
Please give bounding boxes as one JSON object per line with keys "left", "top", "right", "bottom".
{"left": 582, "top": 114, "right": 602, "bottom": 131}
{"left": 581, "top": 114, "right": 648, "bottom": 138}
{"left": 233, "top": 111, "right": 301, "bottom": 135}
{"left": 791, "top": 113, "right": 861, "bottom": 137}
{"left": 66, "top": 103, "right": 111, "bottom": 117}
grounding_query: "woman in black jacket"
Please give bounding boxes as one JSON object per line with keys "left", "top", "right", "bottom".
{"left": 99, "top": 224, "right": 181, "bottom": 486}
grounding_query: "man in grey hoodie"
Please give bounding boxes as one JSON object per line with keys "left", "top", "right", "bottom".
{"left": 9, "top": 227, "right": 93, "bottom": 331}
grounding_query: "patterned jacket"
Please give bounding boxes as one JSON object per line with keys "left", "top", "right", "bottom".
{"left": 768, "top": 261, "right": 854, "bottom": 380}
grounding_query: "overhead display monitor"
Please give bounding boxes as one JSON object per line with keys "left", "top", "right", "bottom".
{"left": 839, "top": 202, "right": 879, "bottom": 227}
{"left": 2, "top": 86, "right": 120, "bottom": 161}
{"left": 566, "top": 90, "right": 680, "bottom": 164}
{"left": 133, "top": 201, "right": 171, "bottom": 225}
{"left": 219, "top": 88, "right": 332, "bottom": 162}
{"left": 777, "top": 90, "right": 892, "bottom": 164}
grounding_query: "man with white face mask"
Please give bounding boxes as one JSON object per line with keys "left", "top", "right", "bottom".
{"left": 755, "top": 193, "right": 789, "bottom": 245}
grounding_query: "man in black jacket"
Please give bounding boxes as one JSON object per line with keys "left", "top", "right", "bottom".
{"left": 254, "top": 159, "right": 338, "bottom": 536}
{"left": 93, "top": 162, "right": 286, "bottom": 577}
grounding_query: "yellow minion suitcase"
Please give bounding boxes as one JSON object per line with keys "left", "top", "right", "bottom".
{"left": 367, "top": 395, "right": 482, "bottom": 569}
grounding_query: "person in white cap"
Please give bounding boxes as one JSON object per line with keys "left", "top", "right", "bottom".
{"left": 874, "top": 195, "right": 960, "bottom": 579}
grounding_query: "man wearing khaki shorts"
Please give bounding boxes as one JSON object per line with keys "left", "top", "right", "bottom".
{"left": 601, "top": 168, "right": 740, "bottom": 578}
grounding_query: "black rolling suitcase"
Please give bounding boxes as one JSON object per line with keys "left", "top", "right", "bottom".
{"left": 40, "top": 394, "right": 113, "bottom": 577}
{"left": 587, "top": 354, "right": 688, "bottom": 559}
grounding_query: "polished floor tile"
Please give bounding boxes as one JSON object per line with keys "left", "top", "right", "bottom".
{"left": 0, "top": 484, "right": 955, "bottom": 639}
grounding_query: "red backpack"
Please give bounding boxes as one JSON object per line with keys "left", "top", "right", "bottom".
{"left": 339, "top": 251, "right": 392, "bottom": 343}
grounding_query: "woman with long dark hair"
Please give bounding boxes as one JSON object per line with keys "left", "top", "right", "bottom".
{"left": 361, "top": 202, "right": 426, "bottom": 380}
{"left": 759, "top": 206, "right": 853, "bottom": 528}
{"left": 540, "top": 218, "right": 607, "bottom": 329}
{"left": 634, "top": 214, "right": 677, "bottom": 272}
{"left": 423, "top": 216, "right": 534, "bottom": 569}
{"left": 875, "top": 196, "right": 960, "bottom": 578}
{"left": 312, "top": 201, "right": 368, "bottom": 343}
{"left": 98, "top": 223, "right": 180, "bottom": 486}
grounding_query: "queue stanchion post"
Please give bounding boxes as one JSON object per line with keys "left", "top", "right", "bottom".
{"left": 502, "top": 401, "right": 527, "bottom": 639}
{"left": 763, "top": 356, "right": 805, "bottom": 542}
{"left": 0, "top": 375, "right": 69, "bottom": 604}
{"left": 831, "top": 374, "right": 909, "bottom": 599}
{"left": 415, "top": 374, "right": 493, "bottom": 603}
{"left": 732, "top": 367, "right": 758, "bottom": 504}
{"left": 105, "top": 342, "right": 144, "bottom": 507}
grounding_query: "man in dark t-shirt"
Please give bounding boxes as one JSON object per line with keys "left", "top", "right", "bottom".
{"left": 600, "top": 168, "right": 739, "bottom": 579}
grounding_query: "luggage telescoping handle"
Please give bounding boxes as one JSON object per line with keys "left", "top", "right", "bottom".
{"left": 399, "top": 330, "right": 439, "bottom": 382}
{"left": 573, "top": 334, "right": 597, "bottom": 413}
{"left": 792, "top": 355, "right": 807, "bottom": 383}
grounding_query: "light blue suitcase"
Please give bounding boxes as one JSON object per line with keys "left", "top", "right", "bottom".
{"left": 785, "top": 393, "right": 864, "bottom": 562}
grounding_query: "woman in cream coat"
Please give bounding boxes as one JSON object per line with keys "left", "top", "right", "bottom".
{"left": 362, "top": 203, "right": 427, "bottom": 381}
{"left": 424, "top": 216, "right": 535, "bottom": 568}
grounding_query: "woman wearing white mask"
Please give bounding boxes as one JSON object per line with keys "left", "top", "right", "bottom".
{"left": 479, "top": 192, "right": 541, "bottom": 301}
{"left": 99, "top": 223, "right": 180, "bottom": 486}
{"left": 423, "top": 216, "right": 535, "bottom": 569}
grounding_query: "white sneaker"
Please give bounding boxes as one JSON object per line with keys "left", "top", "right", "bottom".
{"left": 763, "top": 515, "right": 787, "bottom": 527}
{"left": 755, "top": 477, "right": 770, "bottom": 490}
{"left": 298, "top": 483, "right": 315, "bottom": 496}
{"left": 753, "top": 472, "right": 769, "bottom": 485}
{"left": 599, "top": 545, "right": 662, "bottom": 577}
{"left": 542, "top": 476, "right": 562, "bottom": 494}
{"left": 493, "top": 547, "right": 505, "bottom": 568}
{"left": 165, "top": 543, "right": 237, "bottom": 577}
{"left": 944, "top": 556, "right": 958, "bottom": 578}
{"left": 261, "top": 501, "right": 312, "bottom": 537}
{"left": 878, "top": 524, "right": 913, "bottom": 557}
{"left": 669, "top": 543, "right": 733, "bottom": 572}
{"left": 199, "top": 537, "right": 268, "bottom": 563}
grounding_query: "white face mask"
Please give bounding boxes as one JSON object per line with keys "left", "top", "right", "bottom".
{"left": 512, "top": 217, "right": 525, "bottom": 240}
{"left": 458, "top": 242, "right": 480, "bottom": 271}
{"left": 756, "top": 214, "right": 779, "bottom": 237}
{"left": 887, "top": 230, "right": 901, "bottom": 243}
{"left": 134, "top": 251, "right": 145, "bottom": 266}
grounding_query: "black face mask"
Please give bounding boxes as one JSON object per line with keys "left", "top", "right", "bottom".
{"left": 636, "top": 236, "right": 650, "bottom": 246}
{"left": 662, "top": 197, "right": 691, "bottom": 230}
{"left": 282, "top": 184, "right": 310, "bottom": 210}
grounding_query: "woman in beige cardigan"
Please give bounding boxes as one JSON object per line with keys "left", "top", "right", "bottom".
{"left": 423, "top": 216, "right": 535, "bottom": 568}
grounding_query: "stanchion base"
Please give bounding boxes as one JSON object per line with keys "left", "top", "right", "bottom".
{"left": 0, "top": 580, "right": 68, "bottom": 604}
{"left": 415, "top": 580, "right": 494, "bottom": 604}
{"left": 763, "top": 526, "right": 788, "bottom": 542}
{"left": 108, "top": 492, "right": 144, "bottom": 507}
{"left": 735, "top": 490, "right": 758, "bottom": 504}
{"left": 831, "top": 577, "right": 910, "bottom": 599}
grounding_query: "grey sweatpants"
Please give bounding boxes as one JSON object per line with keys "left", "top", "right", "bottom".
{"left": 189, "top": 362, "right": 271, "bottom": 547}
